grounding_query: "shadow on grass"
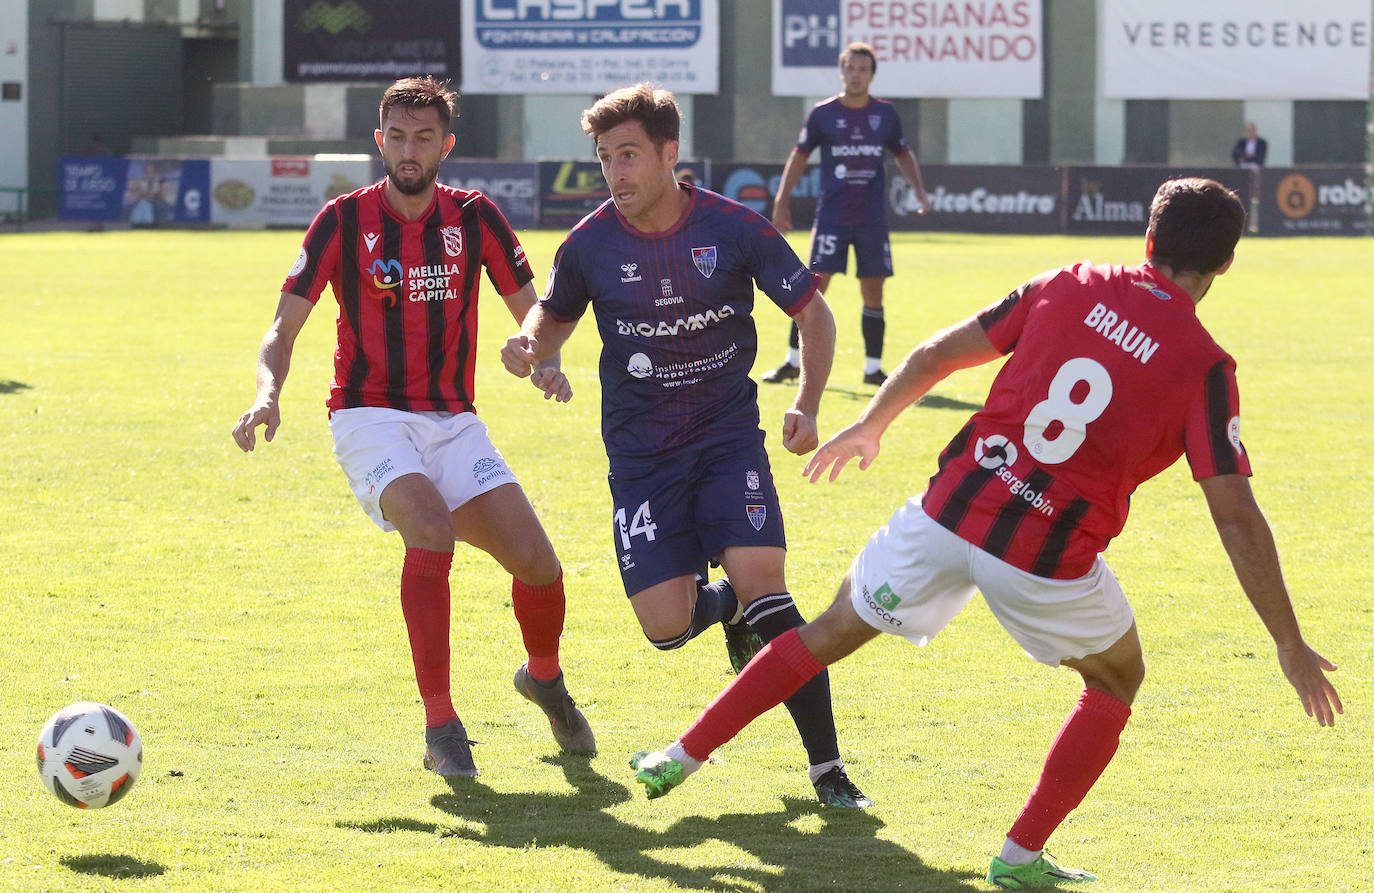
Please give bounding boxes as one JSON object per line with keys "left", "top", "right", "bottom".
{"left": 819, "top": 385, "right": 983, "bottom": 413}
{"left": 60, "top": 854, "right": 166, "bottom": 878}
{"left": 343, "top": 754, "right": 981, "bottom": 891}
{"left": 0, "top": 380, "right": 32, "bottom": 395}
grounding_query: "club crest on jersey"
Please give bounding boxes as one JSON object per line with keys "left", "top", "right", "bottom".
{"left": 441, "top": 225, "right": 463, "bottom": 258}
{"left": 868, "top": 115, "right": 881, "bottom": 131}
{"left": 691, "top": 246, "right": 717, "bottom": 279}
{"left": 746, "top": 504, "right": 767, "bottom": 531}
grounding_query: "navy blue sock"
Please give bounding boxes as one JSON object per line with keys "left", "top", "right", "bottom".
{"left": 861, "top": 306, "right": 885, "bottom": 364}
{"left": 787, "top": 320, "right": 800, "bottom": 351}
{"left": 742, "top": 593, "right": 840, "bottom": 766}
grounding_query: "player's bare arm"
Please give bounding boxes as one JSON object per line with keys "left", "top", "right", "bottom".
{"left": 804, "top": 315, "right": 1001, "bottom": 482}
{"left": 771, "top": 149, "right": 809, "bottom": 234}
{"left": 503, "top": 303, "right": 578, "bottom": 387}
{"left": 1199, "top": 473, "right": 1342, "bottom": 726}
{"left": 501, "top": 282, "right": 572, "bottom": 403}
{"left": 231, "top": 292, "right": 313, "bottom": 452}
{"left": 895, "top": 148, "right": 929, "bottom": 213}
{"left": 782, "top": 294, "right": 836, "bottom": 455}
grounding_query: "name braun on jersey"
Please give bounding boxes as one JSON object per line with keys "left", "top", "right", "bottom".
{"left": 616, "top": 305, "right": 735, "bottom": 337}
{"left": 1083, "top": 301, "right": 1159, "bottom": 364}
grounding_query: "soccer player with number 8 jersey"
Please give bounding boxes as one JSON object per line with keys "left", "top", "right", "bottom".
{"left": 627, "top": 177, "right": 1342, "bottom": 887}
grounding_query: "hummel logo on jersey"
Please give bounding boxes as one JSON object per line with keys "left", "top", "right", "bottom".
{"left": 691, "top": 246, "right": 717, "bottom": 279}
{"left": 363, "top": 232, "right": 379, "bottom": 252}
{"left": 441, "top": 225, "right": 463, "bottom": 257}
{"left": 621, "top": 262, "right": 641, "bottom": 283}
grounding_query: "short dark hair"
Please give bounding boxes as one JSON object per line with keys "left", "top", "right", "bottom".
{"left": 581, "top": 83, "right": 680, "bottom": 149}
{"left": 1147, "top": 177, "right": 1246, "bottom": 275}
{"left": 841, "top": 42, "right": 877, "bottom": 74}
{"left": 379, "top": 76, "right": 457, "bottom": 132}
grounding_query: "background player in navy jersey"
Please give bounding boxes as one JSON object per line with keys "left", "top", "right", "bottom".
{"left": 502, "top": 83, "right": 871, "bottom": 808}
{"left": 231, "top": 76, "right": 594, "bottom": 780}
{"left": 765, "top": 42, "right": 929, "bottom": 387}
{"left": 628, "top": 177, "right": 1342, "bottom": 886}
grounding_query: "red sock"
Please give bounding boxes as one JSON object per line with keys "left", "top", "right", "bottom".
{"left": 1007, "top": 688, "right": 1132, "bottom": 851}
{"left": 512, "top": 569, "right": 565, "bottom": 682}
{"left": 400, "top": 548, "right": 458, "bottom": 728}
{"left": 679, "top": 627, "right": 824, "bottom": 762}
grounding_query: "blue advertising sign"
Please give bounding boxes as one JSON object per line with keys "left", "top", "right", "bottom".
{"left": 174, "top": 159, "right": 212, "bottom": 223}
{"left": 59, "top": 157, "right": 127, "bottom": 221}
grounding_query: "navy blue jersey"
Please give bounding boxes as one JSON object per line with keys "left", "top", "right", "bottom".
{"left": 797, "top": 95, "right": 909, "bottom": 228}
{"left": 542, "top": 184, "right": 819, "bottom": 460}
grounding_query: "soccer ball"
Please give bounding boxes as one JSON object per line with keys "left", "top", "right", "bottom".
{"left": 36, "top": 702, "right": 142, "bottom": 809}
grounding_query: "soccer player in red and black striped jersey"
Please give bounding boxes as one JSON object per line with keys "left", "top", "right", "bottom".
{"left": 626, "top": 178, "right": 1342, "bottom": 887}
{"left": 231, "top": 77, "right": 594, "bottom": 779}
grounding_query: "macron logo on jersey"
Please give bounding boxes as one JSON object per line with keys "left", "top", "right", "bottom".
{"left": 363, "top": 232, "right": 379, "bottom": 252}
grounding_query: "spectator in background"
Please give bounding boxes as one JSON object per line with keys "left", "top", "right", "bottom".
{"left": 1231, "top": 122, "right": 1267, "bottom": 170}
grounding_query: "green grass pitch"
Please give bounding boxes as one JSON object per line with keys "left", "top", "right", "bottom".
{"left": 1, "top": 228, "right": 1369, "bottom": 891}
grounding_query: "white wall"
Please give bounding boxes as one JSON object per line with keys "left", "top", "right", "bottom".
{"left": 92, "top": 0, "right": 144, "bottom": 20}
{"left": 0, "top": 0, "right": 27, "bottom": 193}
{"left": 1243, "top": 100, "right": 1293, "bottom": 168}
{"left": 947, "top": 99, "right": 1023, "bottom": 164}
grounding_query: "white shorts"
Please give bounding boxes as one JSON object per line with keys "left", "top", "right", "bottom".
{"left": 329, "top": 407, "right": 519, "bottom": 533}
{"left": 848, "top": 497, "right": 1134, "bottom": 665}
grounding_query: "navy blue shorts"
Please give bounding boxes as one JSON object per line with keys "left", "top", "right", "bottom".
{"left": 809, "top": 223, "right": 893, "bottom": 278}
{"left": 607, "top": 431, "right": 787, "bottom": 597}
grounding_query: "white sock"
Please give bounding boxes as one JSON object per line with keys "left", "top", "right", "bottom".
{"left": 785, "top": 347, "right": 800, "bottom": 367}
{"left": 807, "top": 758, "right": 843, "bottom": 785}
{"left": 864, "top": 356, "right": 883, "bottom": 374}
{"left": 665, "top": 741, "right": 703, "bottom": 777}
{"left": 998, "top": 838, "right": 1041, "bottom": 866}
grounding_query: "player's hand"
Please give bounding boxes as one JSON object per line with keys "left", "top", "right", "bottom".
{"left": 771, "top": 201, "right": 792, "bottom": 234}
{"left": 502, "top": 333, "right": 540, "bottom": 378}
{"left": 781, "top": 409, "right": 818, "bottom": 455}
{"left": 529, "top": 364, "right": 573, "bottom": 403}
{"left": 1277, "top": 642, "right": 1342, "bottom": 727}
{"left": 803, "top": 422, "right": 881, "bottom": 482}
{"left": 914, "top": 187, "right": 930, "bottom": 214}
{"left": 231, "top": 401, "right": 280, "bottom": 452}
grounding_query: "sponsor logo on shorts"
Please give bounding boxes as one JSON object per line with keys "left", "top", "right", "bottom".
{"left": 746, "top": 470, "right": 760, "bottom": 491}
{"left": 364, "top": 457, "right": 395, "bottom": 495}
{"left": 619, "top": 553, "right": 635, "bottom": 571}
{"left": 862, "top": 584, "right": 903, "bottom": 628}
{"left": 472, "top": 456, "right": 509, "bottom": 487}
{"left": 873, "top": 582, "right": 900, "bottom": 611}
{"left": 746, "top": 504, "right": 767, "bottom": 531}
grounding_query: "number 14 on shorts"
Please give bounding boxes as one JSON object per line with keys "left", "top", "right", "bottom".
{"left": 616, "top": 500, "right": 658, "bottom": 550}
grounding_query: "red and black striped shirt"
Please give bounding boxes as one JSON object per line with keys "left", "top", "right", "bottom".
{"left": 283, "top": 180, "right": 533, "bottom": 413}
{"left": 922, "top": 262, "right": 1251, "bottom": 579}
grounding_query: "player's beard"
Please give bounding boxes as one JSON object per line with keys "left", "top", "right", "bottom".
{"left": 384, "top": 159, "right": 439, "bottom": 196}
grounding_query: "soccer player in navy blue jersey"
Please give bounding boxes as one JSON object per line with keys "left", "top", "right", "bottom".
{"left": 232, "top": 77, "right": 595, "bottom": 780}
{"left": 766, "top": 42, "right": 929, "bottom": 387}
{"left": 503, "top": 83, "right": 871, "bottom": 808}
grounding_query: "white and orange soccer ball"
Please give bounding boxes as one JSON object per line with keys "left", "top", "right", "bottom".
{"left": 36, "top": 702, "right": 142, "bottom": 809}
